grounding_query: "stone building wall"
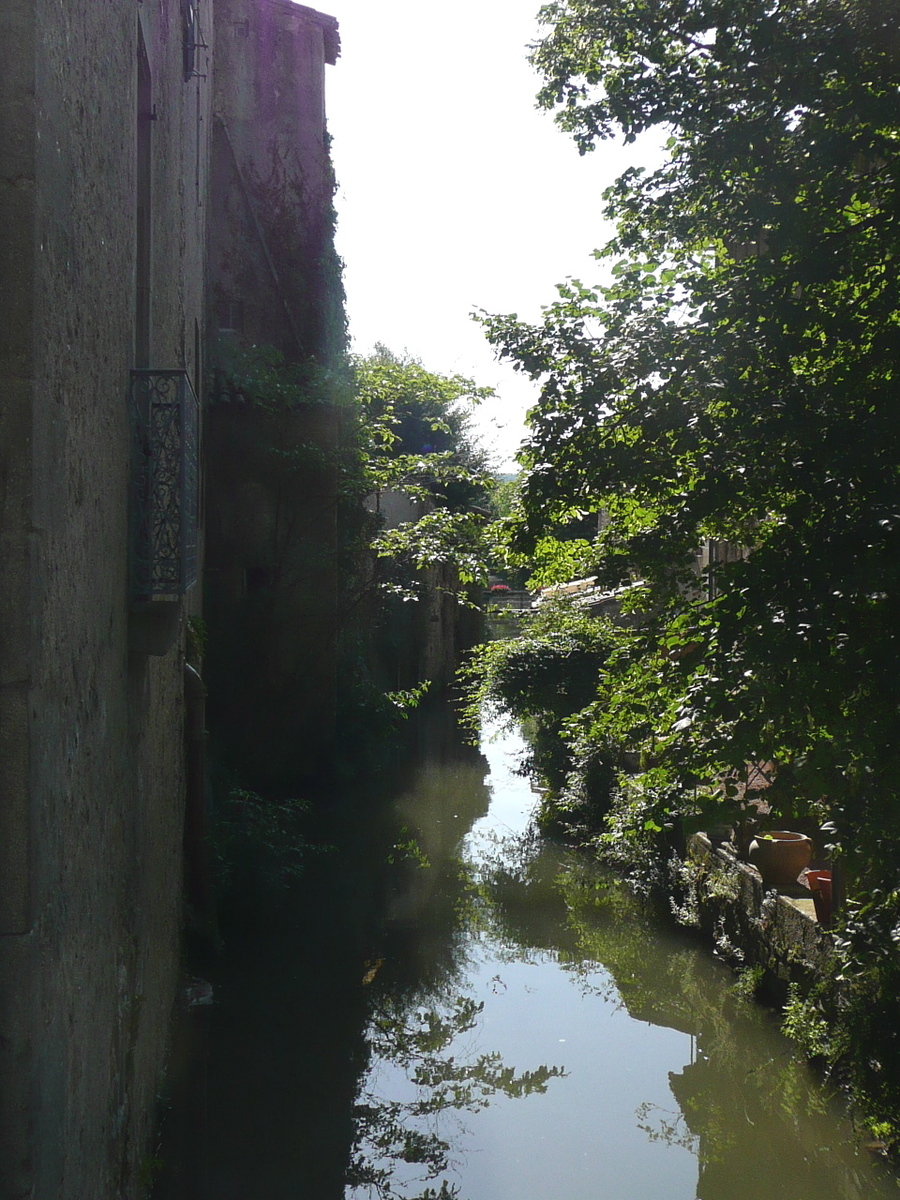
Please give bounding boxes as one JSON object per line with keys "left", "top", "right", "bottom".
{"left": 0, "top": 1, "right": 212, "bottom": 1195}
{"left": 209, "top": 0, "right": 339, "bottom": 357}
{"left": 202, "top": 399, "right": 341, "bottom": 785}
{"left": 365, "top": 492, "right": 484, "bottom": 697}
{"left": 204, "top": 0, "right": 343, "bottom": 790}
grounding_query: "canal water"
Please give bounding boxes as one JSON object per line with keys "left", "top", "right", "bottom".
{"left": 154, "top": 709, "right": 898, "bottom": 1199}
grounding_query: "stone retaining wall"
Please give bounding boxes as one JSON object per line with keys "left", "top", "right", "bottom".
{"left": 686, "top": 833, "right": 834, "bottom": 1004}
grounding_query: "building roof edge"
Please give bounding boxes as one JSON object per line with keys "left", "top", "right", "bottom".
{"left": 266, "top": 0, "right": 341, "bottom": 63}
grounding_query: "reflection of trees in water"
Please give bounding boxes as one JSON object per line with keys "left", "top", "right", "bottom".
{"left": 475, "top": 843, "right": 896, "bottom": 1200}
{"left": 554, "top": 867, "right": 888, "bottom": 1198}
{"left": 347, "top": 993, "right": 564, "bottom": 1199}
{"left": 346, "top": 718, "right": 897, "bottom": 1200}
{"left": 347, "top": 736, "right": 566, "bottom": 1199}
{"left": 634, "top": 1103, "right": 699, "bottom": 1154}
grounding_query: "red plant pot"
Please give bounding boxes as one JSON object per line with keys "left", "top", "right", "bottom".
{"left": 805, "top": 869, "right": 832, "bottom": 926}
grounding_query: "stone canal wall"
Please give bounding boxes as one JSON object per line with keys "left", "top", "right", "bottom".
{"left": 683, "top": 834, "right": 834, "bottom": 1002}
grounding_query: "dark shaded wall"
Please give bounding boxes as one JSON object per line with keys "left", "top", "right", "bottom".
{"left": 208, "top": 0, "right": 340, "bottom": 359}
{"left": 204, "top": 400, "right": 341, "bottom": 785}
{"left": 205, "top": 0, "right": 342, "bottom": 789}
{"left": 0, "top": 1, "right": 212, "bottom": 1194}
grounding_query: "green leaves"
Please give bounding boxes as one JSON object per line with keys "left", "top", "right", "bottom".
{"left": 354, "top": 346, "right": 493, "bottom": 508}
{"left": 473, "top": 0, "right": 900, "bottom": 1143}
{"left": 374, "top": 509, "right": 490, "bottom": 586}
{"left": 475, "top": 0, "right": 900, "bottom": 868}
{"left": 347, "top": 347, "right": 495, "bottom": 604}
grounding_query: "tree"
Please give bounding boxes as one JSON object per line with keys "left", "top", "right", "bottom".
{"left": 348, "top": 347, "right": 495, "bottom": 591}
{"left": 481, "top": 0, "right": 900, "bottom": 862}
{"left": 327, "top": 349, "right": 497, "bottom": 746}
{"left": 354, "top": 346, "right": 492, "bottom": 510}
{"left": 476, "top": 0, "right": 900, "bottom": 1144}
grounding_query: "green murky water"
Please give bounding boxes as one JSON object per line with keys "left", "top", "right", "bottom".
{"left": 154, "top": 710, "right": 898, "bottom": 1199}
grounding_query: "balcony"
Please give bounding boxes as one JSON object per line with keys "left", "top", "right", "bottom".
{"left": 129, "top": 369, "right": 199, "bottom": 601}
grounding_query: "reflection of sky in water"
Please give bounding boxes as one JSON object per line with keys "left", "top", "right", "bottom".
{"left": 449, "top": 955, "right": 696, "bottom": 1200}
{"left": 412, "top": 717, "right": 694, "bottom": 1198}
{"left": 350, "top": 718, "right": 898, "bottom": 1200}
{"left": 467, "top": 713, "right": 539, "bottom": 844}
{"left": 150, "top": 709, "right": 898, "bottom": 1200}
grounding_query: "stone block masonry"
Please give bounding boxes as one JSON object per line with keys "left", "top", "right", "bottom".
{"left": 0, "top": 0, "right": 343, "bottom": 1189}
{"left": 686, "top": 833, "right": 834, "bottom": 1002}
{"left": 0, "top": 1, "right": 212, "bottom": 1194}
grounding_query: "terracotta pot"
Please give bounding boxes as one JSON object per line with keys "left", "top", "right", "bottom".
{"left": 805, "top": 869, "right": 832, "bottom": 925}
{"left": 748, "top": 831, "right": 813, "bottom": 887}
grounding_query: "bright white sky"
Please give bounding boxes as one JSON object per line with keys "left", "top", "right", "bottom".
{"left": 324, "top": 0, "right": 654, "bottom": 470}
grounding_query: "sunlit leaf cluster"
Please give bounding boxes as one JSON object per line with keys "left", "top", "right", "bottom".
{"left": 473, "top": 0, "right": 900, "bottom": 1148}
{"left": 479, "top": 0, "right": 900, "bottom": 864}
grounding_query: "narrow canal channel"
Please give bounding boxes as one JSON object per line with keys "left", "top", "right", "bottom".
{"left": 155, "top": 708, "right": 898, "bottom": 1199}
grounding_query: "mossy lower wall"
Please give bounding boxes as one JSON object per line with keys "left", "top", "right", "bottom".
{"left": 685, "top": 834, "right": 834, "bottom": 1003}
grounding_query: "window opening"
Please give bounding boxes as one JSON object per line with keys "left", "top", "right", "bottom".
{"left": 182, "top": 1, "right": 209, "bottom": 80}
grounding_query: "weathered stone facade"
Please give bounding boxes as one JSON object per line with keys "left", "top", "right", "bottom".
{"left": 208, "top": 0, "right": 340, "bottom": 359}
{"left": 204, "top": 0, "right": 342, "bottom": 789}
{"left": 0, "top": 2, "right": 212, "bottom": 1194}
{"left": 1, "top": 0, "right": 343, "bottom": 1188}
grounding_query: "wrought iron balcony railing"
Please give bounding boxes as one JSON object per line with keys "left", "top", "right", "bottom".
{"left": 129, "top": 369, "right": 199, "bottom": 600}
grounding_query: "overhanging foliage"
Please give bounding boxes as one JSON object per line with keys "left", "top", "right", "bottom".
{"left": 472, "top": 0, "right": 900, "bottom": 1147}
{"left": 480, "top": 0, "right": 900, "bottom": 859}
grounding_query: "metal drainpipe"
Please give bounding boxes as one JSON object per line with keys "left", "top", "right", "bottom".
{"left": 184, "top": 662, "right": 212, "bottom": 929}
